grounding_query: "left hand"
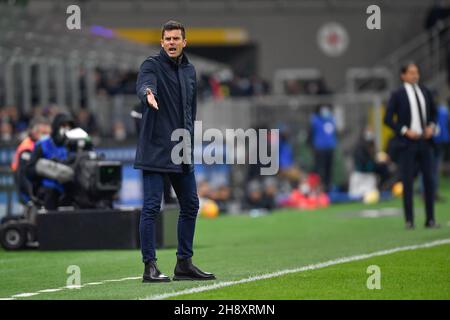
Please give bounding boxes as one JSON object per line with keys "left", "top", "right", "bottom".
{"left": 423, "top": 126, "right": 434, "bottom": 139}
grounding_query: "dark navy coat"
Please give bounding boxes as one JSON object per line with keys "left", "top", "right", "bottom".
{"left": 384, "top": 84, "right": 436, "bottom": 147}
{"left": 134, "top": 48, "right": 197, "bottom": 173}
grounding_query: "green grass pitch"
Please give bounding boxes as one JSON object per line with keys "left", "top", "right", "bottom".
{"left": 1, "top": 180, "right": 450, "bottom": 300}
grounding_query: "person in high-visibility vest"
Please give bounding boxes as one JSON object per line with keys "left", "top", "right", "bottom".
{"left": 11, "top": 117, "right": 51, "bottom": 203}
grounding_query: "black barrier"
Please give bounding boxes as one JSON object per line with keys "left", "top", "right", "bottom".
{"left": 36, "top": 204, "right": 179, "bottom": 250}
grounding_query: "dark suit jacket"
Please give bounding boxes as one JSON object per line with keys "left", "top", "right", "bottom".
{"left": 384, "top": 84, "right": 436, "bottom": 145}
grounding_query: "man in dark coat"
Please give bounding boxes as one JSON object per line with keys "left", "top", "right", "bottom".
{"left": 384, "top": 62, "right": 439, "bottom": 230}
{"left": 135, "top": 20, "right": 215, "bottom": 282}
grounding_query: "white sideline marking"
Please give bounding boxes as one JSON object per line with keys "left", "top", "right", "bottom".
{"left": 11, "top": 292, "right": 40, "bottom": 298}
{"left": 84, "top": 282, "right": 104, "bottom": 286}
{"left": 2, "top": 276, "right": 141, "bottom": 300}
{"left": 37, "top": 289, "right": 63, "bottom": 293}
{"left": 66, "top": 285, "right": 82, "bottom": 289}
{"left": 2, "top": 239, "right": 449, "bottom": 300}
{"left": 145, "top": 238, "right": 450, "bottom": 300}
{"left": 103, "top": 277, "right": 141, "bottom": 282}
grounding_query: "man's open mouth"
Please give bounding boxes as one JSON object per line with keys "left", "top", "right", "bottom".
{"left": 169, "top": 48, "right": 177, "bottom": 53}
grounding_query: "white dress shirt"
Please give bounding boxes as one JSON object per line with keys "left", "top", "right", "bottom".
{"left": 403, "top": 82, "right": 427, "bottom": 135}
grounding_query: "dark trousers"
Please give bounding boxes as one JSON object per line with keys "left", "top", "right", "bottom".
{"left": 400, "top": 139, "right": 435, "bottom": 224}
{"left": 314, "top": 149, "right": 334, "bottom": 192}
{"left": 140, "top": 170, "right": 199, "bottom": 263}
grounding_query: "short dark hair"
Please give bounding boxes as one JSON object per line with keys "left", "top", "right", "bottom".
{"left": 400, "top": 62, "right": 418, "bottom": 74}
{"left": 161, "top": 20, "right": 185, "bottom": 39}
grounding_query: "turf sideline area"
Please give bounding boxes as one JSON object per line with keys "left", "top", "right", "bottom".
{"left": 2, "top": 238, "right": 447, "bottom": 300}
{"left": 144, "top": 238, "right": 450, "bottom": 300}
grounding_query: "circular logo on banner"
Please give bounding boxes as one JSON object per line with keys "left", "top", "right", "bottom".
{"left": 317, "top": 22, "right": 349, "bottom": 57}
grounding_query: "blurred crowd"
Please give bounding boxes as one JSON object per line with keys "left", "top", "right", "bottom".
{"left": 218, "top": 100, "right": 450, "bottom": 214}
{"left": 94, "top": 67, "right": 271, "bottom": 100}
{"left": 3, "top": 101, "right": 450, "bottom": 215}
{"left": 0, "top": 104, "right": 100, "bottom": 145}
{"left": 4, "top": 62, "right": 449, "bottom": 216}
{"left": 0, "top": 67, "right": 274, "bottom": 145}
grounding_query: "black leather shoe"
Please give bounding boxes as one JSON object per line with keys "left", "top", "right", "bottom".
{"left": 405, "top": 221, "right": 416, "bottom": 230}
{"left": 405, "top": 221, "right": 415, "bottom": 230}
{"left": 143, "top": 261, "right": 170, "bottom": 283}
{"left": 425, "top": 221, "right": 441, "bottom": 229}
{"left": 173, "top": 258, "right": 216, "bottom": 281}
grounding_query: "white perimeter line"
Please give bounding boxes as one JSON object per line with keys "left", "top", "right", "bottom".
{"left": 2, "top": 277, "right": 141, "bottom": 300}
{"left": 1, "top": 239, "right": 449, "bottom": 300}
{"left": 145, "top": 238, "right": 450, "bottom": 300}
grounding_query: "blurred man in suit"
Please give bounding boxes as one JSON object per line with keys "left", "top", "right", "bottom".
{"left": 384, "top": 63, "right": 440, "bottom": 229}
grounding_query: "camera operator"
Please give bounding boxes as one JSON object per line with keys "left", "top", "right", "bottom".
{"left": 26, "top": 113, "right": 75, "bottom": 210}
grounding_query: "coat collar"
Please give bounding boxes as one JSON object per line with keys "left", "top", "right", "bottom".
{"left": 159, "top": 48, "right": 189, "bottom": 66}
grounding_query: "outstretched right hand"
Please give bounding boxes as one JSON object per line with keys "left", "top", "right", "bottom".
{"left": 146, "top": 88, "right": 158, "bottom": 110}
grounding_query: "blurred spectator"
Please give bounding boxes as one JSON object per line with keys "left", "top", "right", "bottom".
{"left": 285, "top": 79, "right": 301, "bottom": 95}
{"left": 250, "top": 75, "right": 270, "bottom": 96}
{"left": 76, "top": 107, "right": 99, "bottom": 137}
{"left": 197, "top": 180, "right": 211, "bottom": 199}
{"left": 197, "top": 71, "right": 269, "bottom": 100}
{"left": 195, "top": 155, "right": 232, "bottom": 212}
{"left": 432, "top": 100, "right": 450, "bottom": 200}
{"left": 208, "top": 75, "right": 225, "bottom": 99}
{"left": 262, "top": 177, "right": 277, "bottom": 211}
{"left": 229, "top": 74, "right": 253, "bottom": 97}
{"left": 113, "top": 120, "right": 127, "bottom": 141}
{"left": 244, "top": 180, "right": 264, "bottom": 210}
{"left": 284, "top": 78, "right": 329, "bottom": 96}
{"left": 197, "top": 178, "right": 231, "bottom": 213}
{"left": 11, "top": 117, "right": 51, "bottom": 204}
{"left": 425, "top": 0, "right": 450, "bottom": 32}
{"left": 353, "top": 128, "right": 394, "bottom": 191}
{"left": 277, "top": 124, "right": 302, "bottom": 187}
{"left": 280, "top": 173, "right": 329, "bottom": 209}
{"left": 209, "top": 184, "right": 231, "bottom": 213}
{"left": 0, "top": 120, "right": 13, "bottom": 143}
{"left": 308, "top": 105, "right": 337, "bottom": 192}
{"left": 94, "top": 68, "right": 138, "bottom": 96}
{"left": 243, "top": 179, "right": 275, "bottom": 211}
{"left": 0, "top": 106, "right": 27, "bottom": 143}
{"left": 247, "top": 124, "right": 269, "bottom": 181}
